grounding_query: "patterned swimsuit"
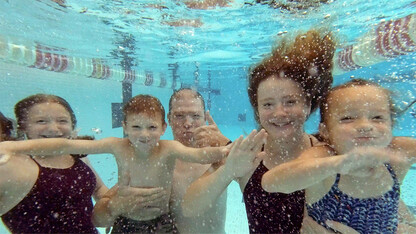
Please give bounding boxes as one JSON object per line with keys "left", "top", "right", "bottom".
{"left": 307, "top": 164, "right": 400, "bottom": 234}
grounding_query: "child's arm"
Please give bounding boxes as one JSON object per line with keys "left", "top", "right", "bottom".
{"left": 169, "top": 141, "right": 229, "bottom": 164}
{"left": 261, "top": 146, "right": 393, "bottom": 194}
{"left": 261, "top": 146, "right": 341, "bottom": 193}
{"left": 0, "top": 137, "right": 119, "bottom": 157}
{"left": 93, "top": 185, "right": 167, "bottom": 227}
{"left": 182, "top": 159, "right": 235, "bottom": 217}
{"left": 398, "top": 199, "right": 416, "bottom": 228}
{"left": 183, "top": 131, "right": 266, "bottom": 217}
{"left": 81, "top": 158, "right": 109, "bottom": 201}
{"left": 391, "top": 137, "right": 416, "bottom": 164}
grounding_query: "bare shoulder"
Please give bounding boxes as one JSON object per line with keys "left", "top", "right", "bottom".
{"left": 0, "top": 154, "right": 37, "bottom": 175}
{"left": 159, "top": 140, "right": 184, "bottom": 152}
{"left": 0, "top": 154, "right": 38, "bottom": 201}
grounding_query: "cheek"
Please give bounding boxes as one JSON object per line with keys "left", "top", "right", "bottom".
{"left": 257, "top": 109, "right": 269, "bottom": 120}
{"left": 195, "top": 119, "right": 205, "bottom": 126}
{"left": 293, "top": 106, "right": 309, "bottom": 117}
{"left": 24, "top": 124, "right": 43, "bottom": 134}
{"left": 62, "top": 125, "right": 73, "bottom": 131}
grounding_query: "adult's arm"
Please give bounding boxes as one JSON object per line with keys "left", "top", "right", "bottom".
{"left": 193, "top": 111, "right": 230, "bottom": 147}
{"left": 93, "top": 185, "right": 168, "bottom": 227}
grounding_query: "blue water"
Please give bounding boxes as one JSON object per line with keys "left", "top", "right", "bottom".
{"left": 1, "top": 0, "right": 416, "bottom": 233}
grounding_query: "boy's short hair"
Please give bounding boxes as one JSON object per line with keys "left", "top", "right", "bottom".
{"left": 123, "top": 95, "right": 166, "bottom": 125}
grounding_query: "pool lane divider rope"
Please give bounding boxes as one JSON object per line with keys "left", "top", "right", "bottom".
{"left": 1, "top": 13, "right": 415, "bottom": 81}
{"left": 0, "top": 36, "right": 180, "bottom": 89}
{"left": 333, "top": 13, "right": 416, "bottom": 75}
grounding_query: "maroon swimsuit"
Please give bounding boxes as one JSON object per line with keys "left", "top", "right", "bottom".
{"left": 1, "top": 158, "right": 98, "bottom": 233}
{"left": 243, "top": 161, "right": 305, "bottom": 234}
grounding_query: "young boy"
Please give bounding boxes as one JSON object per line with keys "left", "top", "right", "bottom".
{"left": 0, "top": 95, "right": 229, "bottom": 233}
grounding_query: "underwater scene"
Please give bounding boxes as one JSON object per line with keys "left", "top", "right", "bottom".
{"left": 0, "top": 0, "right": 415, "bottom": 233}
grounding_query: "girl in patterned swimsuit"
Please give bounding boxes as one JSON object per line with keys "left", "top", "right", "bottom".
{"left": 261, "top": 79, "right": 416, "bottom": 233}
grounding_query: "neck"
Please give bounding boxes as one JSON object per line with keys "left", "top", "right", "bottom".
{"left": 263, "top": 132, "right": 310, "bottom": 167}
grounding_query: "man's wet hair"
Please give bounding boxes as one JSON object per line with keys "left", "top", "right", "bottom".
{"left": 168, "top": 88, "right": 206, "bottom": 114}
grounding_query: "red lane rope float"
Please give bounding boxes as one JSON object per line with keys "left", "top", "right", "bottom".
{"left": 0, "top": 36, "right": 180, "bottom": 89}
{"left": 333, "top": 13, "right": 416, "bottom": 75}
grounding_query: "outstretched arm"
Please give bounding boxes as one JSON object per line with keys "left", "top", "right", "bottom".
{"left": 182, "top": 130, "right": 266, "bottom": 216}
{"left": 0, "top": 137, "right": 118, "bottom": 157}
{"left": 262, "top": 146, "right": 394, "bottom": 194}
{"left": 262, "top": 146, "right": 340, "bottom": 194}
{"left": 397, "top": 199, "right": 416, "bottom": 233}
{"left": 391, "top": 137, "right": 416, "bottom": 164}
{"left": 171, "top": 140, "right": 229, "bottom": 164}
{"left": 301, "top": 209, "right": 359, "bottom": 234}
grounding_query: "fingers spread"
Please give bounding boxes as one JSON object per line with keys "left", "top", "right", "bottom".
{"left": 229, "top": 136, "right": 244, "bottom": 155}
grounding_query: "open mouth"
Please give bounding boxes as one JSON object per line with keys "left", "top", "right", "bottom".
{"left": 182, "top": 131, "right": 193, "bottom": 136}
{"left": 139, "top": 139, "right": 150, "bottom": 144}
{"left": 354, "top": 136, "right": 377, "bottom": 144}
{"left": 355, "top": 136, "right": 375, "bottom": 141}
{"left": 269, "top": 121, "right": 293, "bottom": 128}
{"left": 40, "top": 135, "right": 64, "bottom": 138}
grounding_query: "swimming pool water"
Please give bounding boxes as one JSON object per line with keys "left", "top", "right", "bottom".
{"left": 1, "top": 0, "right": 416, "bottom": 233}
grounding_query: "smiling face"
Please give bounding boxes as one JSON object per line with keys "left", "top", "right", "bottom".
{"left": 124, "top": 112, "right": 167, "bottom": 152}
{"left": 23, "top": 102, "right": 74, "bottom": 139}
{"left": 257, "top": 76, "right": 310, "bottom": 140}
{"left": 168, "top": 90, "right": 205, "bottom": 147}
{"left": 321, "top": 85, "right": 393, "bottom": 154}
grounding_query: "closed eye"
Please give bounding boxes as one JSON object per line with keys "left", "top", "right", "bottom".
{"left": 284, "top": 99, "right": 298, "bottom": 106}
{"left": 372, "top": 115, "right": 385, "bottom": 121}
{"left": 174, "top": 114, "right": 185, "bottom": 119}
{"left": 340, "top": 116, "right": 355, "bottom": 123}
